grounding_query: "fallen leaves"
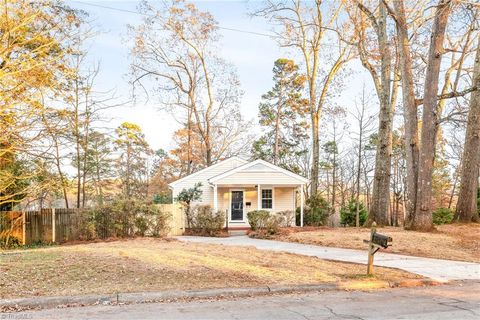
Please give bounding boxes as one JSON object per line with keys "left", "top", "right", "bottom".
{"left": 1, "top": 237, "right": 421, "bottom": 299}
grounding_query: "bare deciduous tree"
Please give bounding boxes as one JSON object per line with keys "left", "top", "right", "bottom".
{"left": 455, "top": 40, "right": 480, "bottom": 222}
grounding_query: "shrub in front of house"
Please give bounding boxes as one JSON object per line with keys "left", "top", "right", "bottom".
{"left": 340, "top": 199, "right": 368, "bottom": 227}
{"left": 247, "top": 210, "right": 270, "bottom": 230}
{"left": 296, "top": 194, "right": 330, "bottom": 226}
{"left": 276, "top": 210, "right": 295, "bottom": 227}
{"left": 433, "top": 207, "right": 453, "bottom": 225}
{"left": 189, "top": 205, "right": 225, "bottom": 236}
{"left": 247, "top": 210, "right": 283, "bottom": 238}
{"left": 79, "top": 199, "right": 171, "bottom": 239}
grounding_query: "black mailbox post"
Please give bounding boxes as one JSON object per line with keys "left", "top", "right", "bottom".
{"left": 364, "top": 222, "right": 392, "bottom": 275}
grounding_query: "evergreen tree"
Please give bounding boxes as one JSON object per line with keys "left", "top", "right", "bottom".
{"left": 115, "top": 123, "right": 152, "bottom": 199}
{"left": 252, "top": 59, "right": 308, "bottom": 171}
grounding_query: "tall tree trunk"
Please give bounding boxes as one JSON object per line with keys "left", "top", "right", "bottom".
{"left": 95, "top": 149, "right": 104, "bottom": 206}
{"left": 54, "top": 144, "right": 69, "bottom": 209}
{"left": 310, "top": 113, "right": 320, "bottom": 195}
{"left": 413, "top": 0, "right": 452, "bottom": 231}
{"left": 273, "top": 101, "right": 281, "bottom": 165}
{"left": 448, "top": 166, "right": 460, "bottom": 209}
{"left": 455, "top": 41, "right": 480, "bottom": 222}
{"left": 81, "top": 111, "right": 90, "bottom": 208}
{"left": 355, "top": 115, "right": 364, "bottom": 228}
{"left": 126, "top": 143, "right": 132, "bottom": 198}
{"left": 73, "top": 67, "right": 82, "bottom": 209}
{"left": 186, "top": 106, "right": 192, "bottom": 175}
{"left": 369, "top": 1, "right": 392, "bottom": 226}
{"left": 393, "top": 0, "right": 420, "bottom": 228}
{"left": 331, "top": 144, "right": 337, "bottom": 216}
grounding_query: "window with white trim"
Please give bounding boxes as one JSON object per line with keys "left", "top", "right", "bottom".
{"left": 261, "top": 189, "right": 273, "bottom": 209}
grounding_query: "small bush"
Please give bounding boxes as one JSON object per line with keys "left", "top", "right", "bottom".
{"left": 134, "top": 216, "right": 149, "bottom": 236}
{"left": 296, "top": 194, "right": 330, "bottom": 226}
{"left": 190, "top": 205, "right": 225, "bottom": 236}
{"left": 340, "top": 199, "right": 368, "bottom": 226}
{"left": 276, "top": 210, "right": 295, "bottom": 227}
{"left": 247, "top": 210, "right": 283, "bottom": 238}
{"left": 0, "top": 236, "right": 21, "bottom": 249}
{"left": 247, "top": 210, "right": 270, "bottom": 230}
{"left": 433, "top": 207, "right": 453, "bottom": 225}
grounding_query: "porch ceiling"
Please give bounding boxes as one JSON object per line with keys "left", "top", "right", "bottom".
{"left": 213, "top": 184, "right": 302, "bottom": 188}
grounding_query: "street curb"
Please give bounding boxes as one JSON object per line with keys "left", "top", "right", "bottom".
{"left": 0, "top": 280, "right": 439, "bottom": 311}
{"left": 0, "top": 284, "right": 336, "bottom": 310}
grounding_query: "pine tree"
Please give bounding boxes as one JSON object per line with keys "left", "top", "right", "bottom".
{"left": 252, "top": 58, "right": 308, "bottom": 171}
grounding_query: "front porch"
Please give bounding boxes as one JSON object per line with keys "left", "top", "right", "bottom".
{"left": 212, "top": 184, "right": 304, "bottom": 228}
{"left": 205, "top": 159, "right": 309, "bottom": 228}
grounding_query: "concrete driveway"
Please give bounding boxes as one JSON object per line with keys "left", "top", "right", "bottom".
{"left": 177, "top": 236, "right": 480, "bottom": 282}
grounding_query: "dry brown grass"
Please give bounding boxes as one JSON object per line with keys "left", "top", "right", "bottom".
{"left": 273, "top": 223, "right": 480, "bottom": 262}
{"left": 0, "top": 238, "right": 421, "bottom": 299}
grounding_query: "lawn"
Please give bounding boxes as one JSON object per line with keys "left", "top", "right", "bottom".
{"left": 273, "top": 224, "right": 480, "bottom": 262}
{"left": 0, "top": 238, "right": 422, "bottom": 299}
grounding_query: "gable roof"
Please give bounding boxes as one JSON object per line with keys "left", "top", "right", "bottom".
{"left": 168, "top": 156, "right": 248, "bottom": 188}
{"left": 208, "top": 159, "right": 309, "bottom": 184}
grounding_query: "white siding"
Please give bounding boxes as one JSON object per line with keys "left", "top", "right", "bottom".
{"left": 274, "top": 187, "right": 295, "bottom": 212}
{"left": 215, "top": 171, "right": 305, "bottom": 185}
{"left": 171, "top": 158, "right": 247, "bottom": 206}
{"left": 217, "top": 187, "right": 296, "bottom": 228}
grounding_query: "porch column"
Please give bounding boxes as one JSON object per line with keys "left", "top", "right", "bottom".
{"left": 257, "top": 184, "right": 261, "bottom": 210}
{"left": 300, "top": 185, "right": 304, "bottom": 227}
{"left": 213, "top": 184, "right": 218, "bottom": 212}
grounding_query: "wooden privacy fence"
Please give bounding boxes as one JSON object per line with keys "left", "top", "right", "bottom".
{"left": 159, "top": 203, "right": 185, "bottom": 236}
{"left": 0, "top": 204, "right": 185, "bottom": 246}
{"left": 0, "top": 208, "right": 83, "bottom": 245}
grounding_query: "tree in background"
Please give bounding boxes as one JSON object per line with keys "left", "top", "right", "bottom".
{"left": 413, "top": 0, "right": 453, "bottom": 230}
{"left": 455, "top": 39, "right": 480, "bottom": 222}
{"left": 86, "top": 131, "right": 114, "bottom": 205}
{"left": 348, "top": 0, "right": 400, "bottom": 226}
{"left": 0, "top": 0, "right": 85, "bottom": 209}
{"left": 350, "top": 88, "right": 376, "bottom": 227}
{"left": 115, "top": 122, "right": 152, "bottom": 199}
{"left": 390, "top": 0, "right": 478, "bottom": 230}
{"left": 252, "top": 58, "right": 308, "bottom": 170}
{"left": 390, "top": 130, "right": 406, "bottom": 227}
{"left": 340, "top": 199, "right": 368, "bottom": 227}
{"left": 254, "top": 1, "right": 353, "bottom": 196}
{"left": 130, "top": 0, "right": 248, "bottom": 168}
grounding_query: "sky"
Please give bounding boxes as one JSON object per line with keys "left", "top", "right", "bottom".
{"left": 67, "top": 0, "right": 376, "bottom": 152}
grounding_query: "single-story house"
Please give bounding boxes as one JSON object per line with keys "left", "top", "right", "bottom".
{"left": 168, "top": 157, "right": 308, "bottom": 229}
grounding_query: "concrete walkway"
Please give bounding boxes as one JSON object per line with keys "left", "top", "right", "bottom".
{"left": 177, "top": 236, "right": 480, "bottom": 282}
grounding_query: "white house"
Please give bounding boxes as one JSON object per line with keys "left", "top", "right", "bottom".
{"left": 168, "top": 157, "right": 308, "bottom": 229}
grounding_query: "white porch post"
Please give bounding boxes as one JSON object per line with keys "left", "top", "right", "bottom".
{"left": 213, "top": 184, "right": 218, "bottom": 212}
{"left": 300, "top": 184, "right": 304, "bottom": 227}
{"left": 257, "top": 184, "right": 261, "bottom": 210}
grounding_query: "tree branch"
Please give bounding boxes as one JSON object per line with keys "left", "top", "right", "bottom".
{"left": 415, "top": 86, "right": 478, "bottom": 106}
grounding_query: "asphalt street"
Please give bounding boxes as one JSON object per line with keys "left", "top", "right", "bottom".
{"left": 15, "top": 281, "right": 480, "bottom": 320}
